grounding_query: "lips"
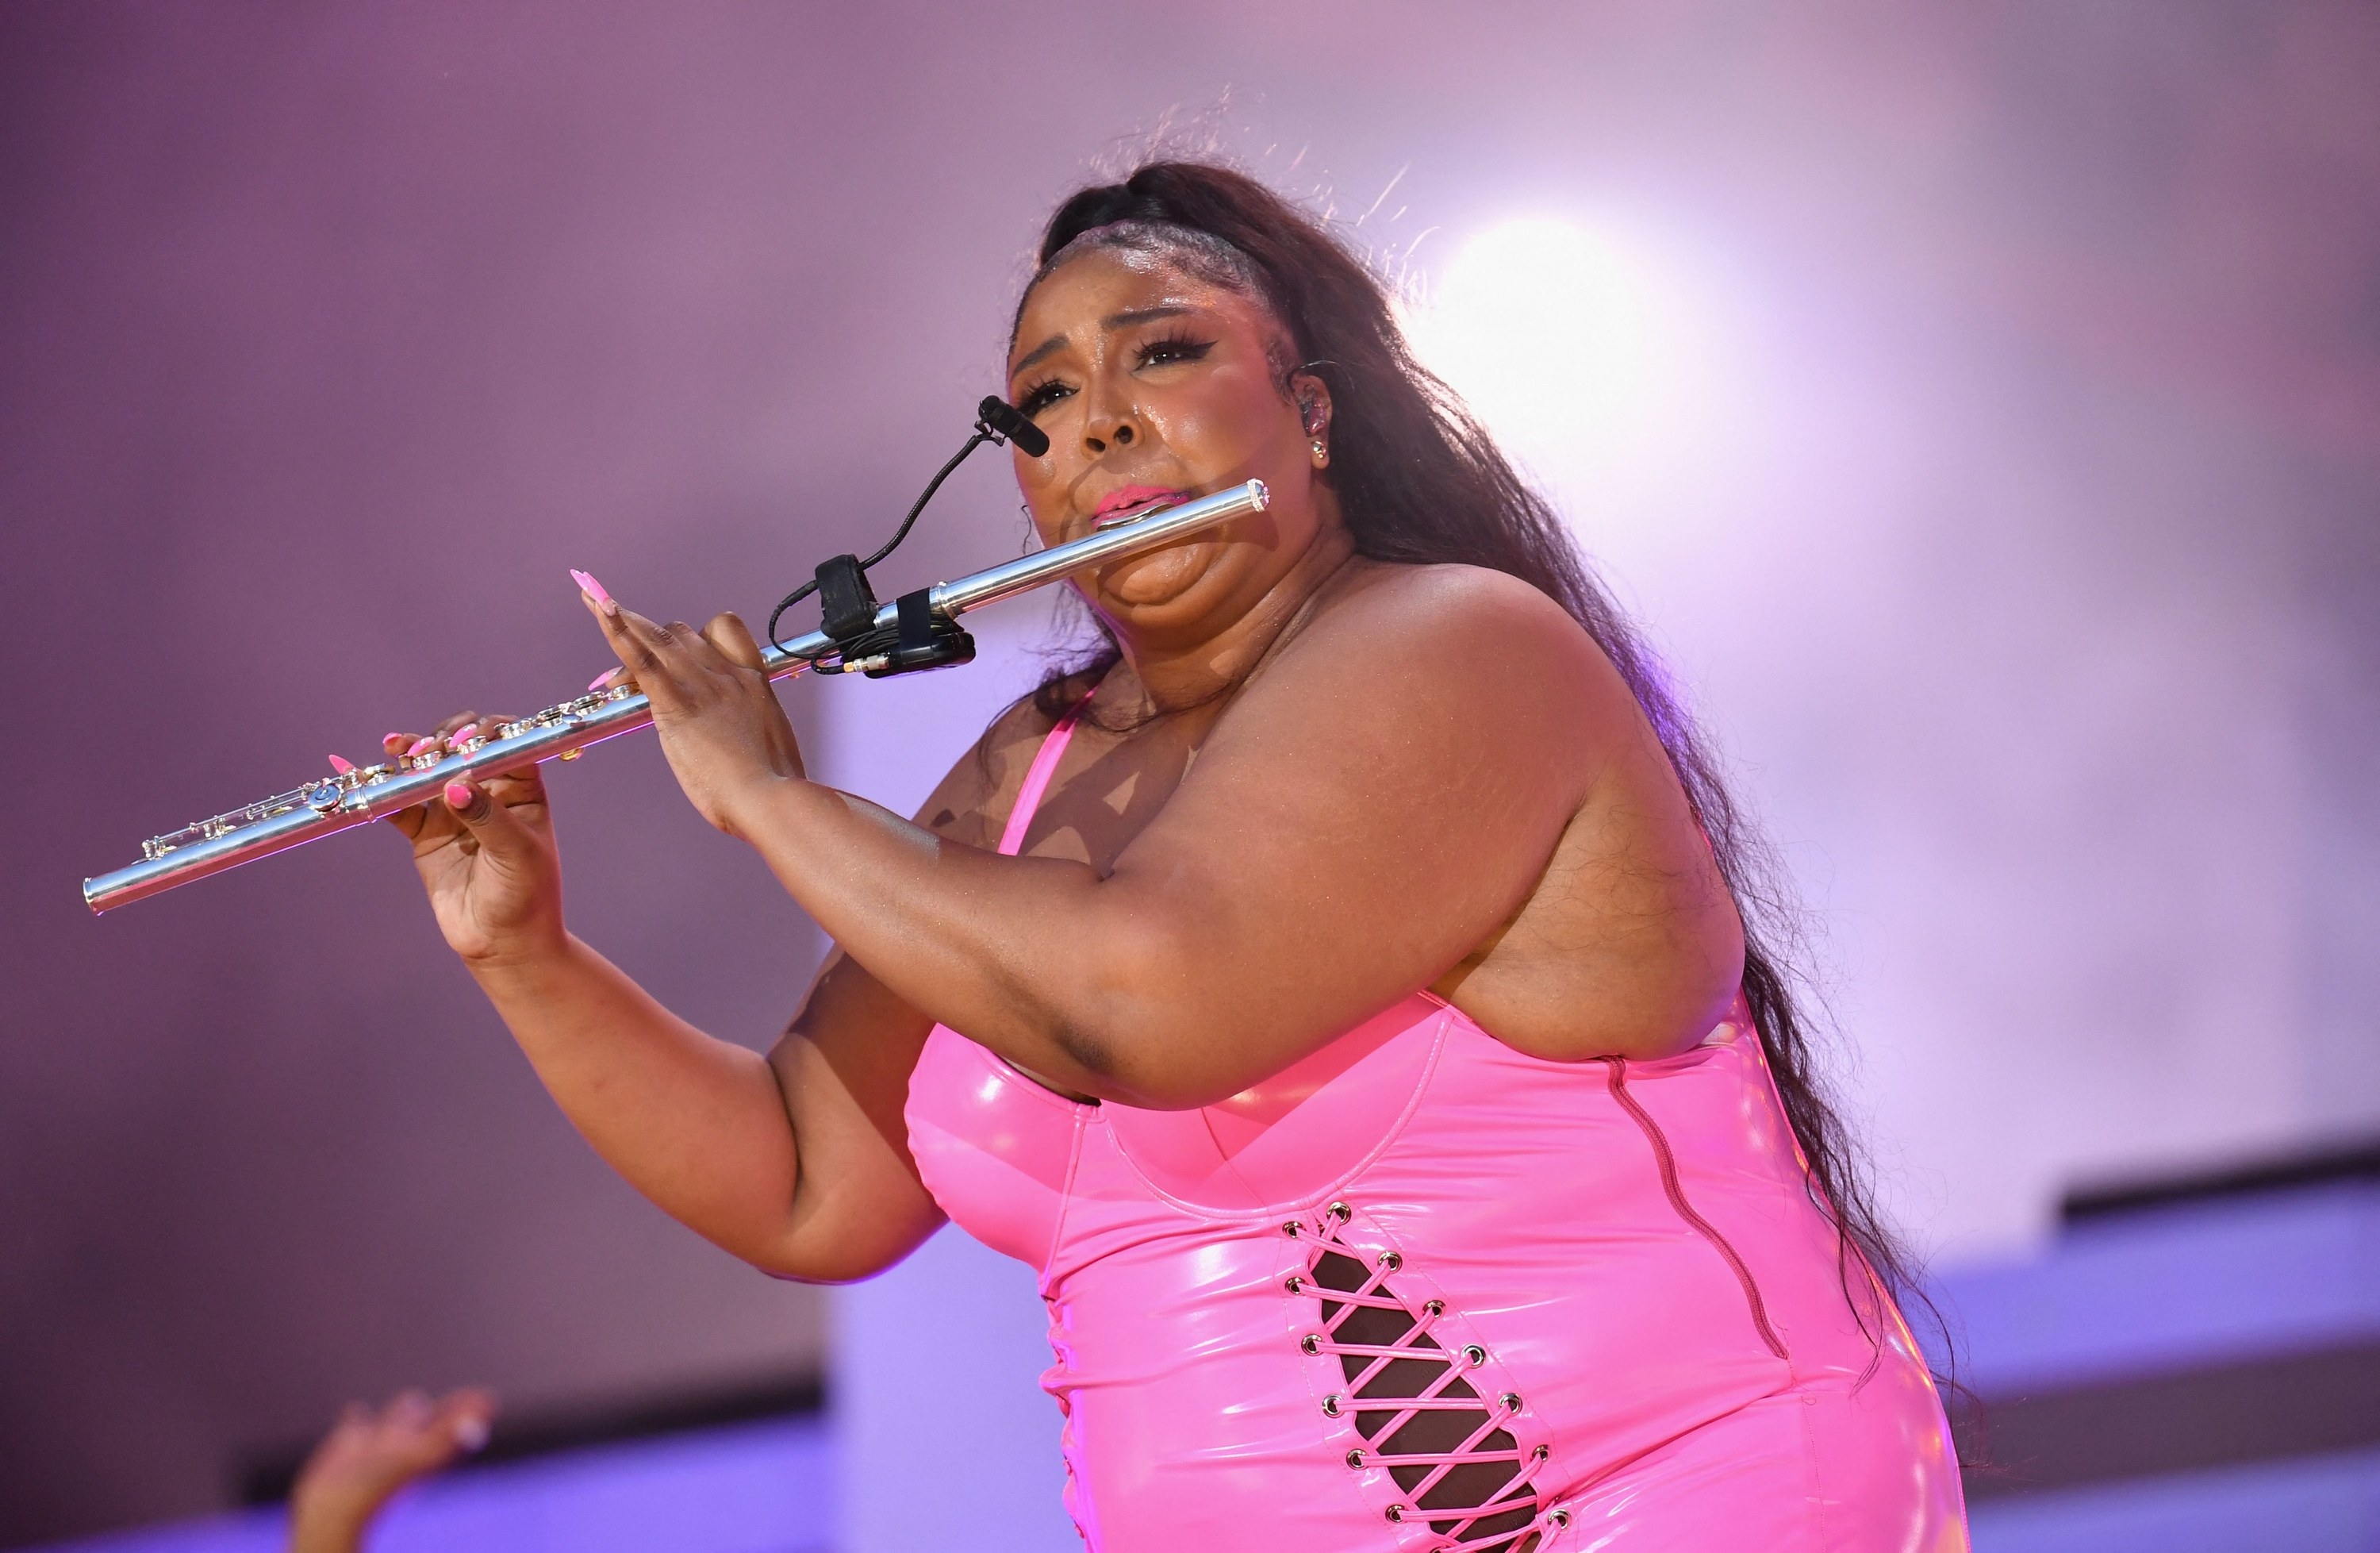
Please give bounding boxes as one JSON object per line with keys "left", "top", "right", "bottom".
{"left": 1091, "top": 485, "right": 1192, "bottom": 531}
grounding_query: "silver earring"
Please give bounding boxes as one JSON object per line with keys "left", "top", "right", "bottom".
{"left": 1311, "top": 438, "right": 1328, "bottom": 460}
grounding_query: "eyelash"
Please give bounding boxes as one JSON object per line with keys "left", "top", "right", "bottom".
{"left": 1012, "top": 332, "right": 1218, "bottom": 418}
{"left": 1137, "top": 329, "right": 1215, "bottom": 368}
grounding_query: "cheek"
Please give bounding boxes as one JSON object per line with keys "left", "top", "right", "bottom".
{"left": 1146, "top": 370, "right": 1287, "bottom": 468}
{"left": 1012, "top": 448, "right": 1069, "bottom": 540}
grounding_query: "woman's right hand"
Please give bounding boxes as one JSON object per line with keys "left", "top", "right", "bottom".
{"left": 378, "top": 713, "right": 565, "bottom": 967}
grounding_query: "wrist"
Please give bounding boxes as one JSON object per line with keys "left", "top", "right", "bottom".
{"left": 712, "top": 770, "right": 811, "bottom": 844}
{"left": 287, "top": 1493, "right": 373, "bottom": 1553}
{"left": 460, "top": 926, "right": 579, "bottom": 983}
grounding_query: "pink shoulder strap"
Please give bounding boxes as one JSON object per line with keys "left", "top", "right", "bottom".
{"left": 996, "top": 703, "right": 1086, "bottom": 857}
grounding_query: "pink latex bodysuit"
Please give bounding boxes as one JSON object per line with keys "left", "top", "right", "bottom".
{"left": 906, "top": 709, "right": 1970, "bottom": 1551}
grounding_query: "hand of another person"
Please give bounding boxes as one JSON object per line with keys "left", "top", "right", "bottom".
{"left": 374, "top": 712, "right": 562, "bottom": 965}
{"left": 286, "top": 1387, "right": 496, "bottom": 1553}
{"left": 575, "top": 573, "right": 806, "bottom": 837}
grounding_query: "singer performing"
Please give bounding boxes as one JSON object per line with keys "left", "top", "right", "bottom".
{"left": 367, "top": 164, "right": 1965, "bottom": 1548}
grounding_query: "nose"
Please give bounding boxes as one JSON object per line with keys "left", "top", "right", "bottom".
{"left": 1083, "top": 417, "right": 1136, "bottom": 456}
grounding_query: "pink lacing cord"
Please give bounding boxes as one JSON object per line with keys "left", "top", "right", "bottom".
{"left": 1292, "top": 1212, "right": 1559, "bottom": 1551}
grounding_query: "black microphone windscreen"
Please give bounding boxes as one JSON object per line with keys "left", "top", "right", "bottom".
{"left": 979, "top": 396, "right": 1051, "bottom": 459}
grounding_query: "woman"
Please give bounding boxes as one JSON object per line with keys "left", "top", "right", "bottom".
{"left": 385, "top": 162, "right": 1967, "bottom": 1551}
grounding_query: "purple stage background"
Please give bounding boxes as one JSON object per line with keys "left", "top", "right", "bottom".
{"left": 2, "top": 2, "right": 2377, "bottom": 1545}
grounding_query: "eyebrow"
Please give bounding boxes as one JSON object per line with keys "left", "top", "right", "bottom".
{"left": 1007, "top": 305, "right": 1203, "bottom": 380}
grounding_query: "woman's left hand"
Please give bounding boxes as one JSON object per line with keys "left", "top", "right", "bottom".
{"left": 578, "top": 575, "right": 805, "bottom": 836}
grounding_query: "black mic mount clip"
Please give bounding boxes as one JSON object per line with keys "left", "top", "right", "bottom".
{"left": 808, "top": 554, "right": 976, "bottom": 679}
{"left": 774, "top": 396, "right": 1050, "bottom": 678}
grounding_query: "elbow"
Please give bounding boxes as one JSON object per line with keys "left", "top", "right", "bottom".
{"left": 1035, "top": 914, "right": 1234, "bottom": 1110}
{"left": 1042, "top": 1016, "right": 1207, "bottom": 1110}
{"left": 1045, "top": 1009, "right": 1262, "bottom": 1113}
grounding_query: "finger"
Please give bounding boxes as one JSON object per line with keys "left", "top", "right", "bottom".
{"left": 440, "top": 776, "right": 540, "bottom": 862}
{"left": 582, "top": 591, "right": 658, "bottom": 670}
{"left": 585, "top": 602, "right": 718, "bottom": 706}
{"left": 432, "top": 1388, "right": 498, "bottom": 1455}
{"left": 702, "top": 610, "right": 766, "bottom": 673}
{"left": 361, "top": 1387, "right": 477, "bottom": 1479}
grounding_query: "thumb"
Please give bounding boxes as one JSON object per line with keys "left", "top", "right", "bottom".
{"left": 442, "top": 778, "right": 537, "bottom": 858}
{"left": 702, "top": 609, "right": 766, "bottom": 673}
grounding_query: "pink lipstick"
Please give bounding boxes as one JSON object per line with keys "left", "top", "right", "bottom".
{"left": 1092, "top": 485, "right": 1192, "bottom": 532}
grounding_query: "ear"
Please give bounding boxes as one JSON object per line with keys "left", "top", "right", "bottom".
{"left": 1288, "top": 367, "right": 1335, "bottom": 441}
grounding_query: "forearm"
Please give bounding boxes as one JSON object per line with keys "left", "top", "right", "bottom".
{"left": 466, "top": 937, "right": 803, "bottom": 1261}
{"left": 729, "top": 778, "right": 1192, "bottom": 1103}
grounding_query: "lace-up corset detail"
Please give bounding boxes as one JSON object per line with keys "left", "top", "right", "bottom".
{"left": 1288, "top": 1201, "right": 1548, "bottom": 1551}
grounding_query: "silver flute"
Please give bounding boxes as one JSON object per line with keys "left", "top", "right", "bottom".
{"left": 83, "top": 480, "right": 1270, "bottom": 913}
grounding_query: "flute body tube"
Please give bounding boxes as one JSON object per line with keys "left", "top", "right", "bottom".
{"left": 82, "top": 480, "right": 1269, "bottom": 913}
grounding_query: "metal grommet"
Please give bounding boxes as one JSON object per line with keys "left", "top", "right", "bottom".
{"left": 1531, "top": 1443, "right": 1550, "bottom": 1461}
{"left": 1549, "top": 1508, "right": 1572, "bottom": 1528}
{"left": 1377, "top": 1250, "right": 1403, "bottom": 1270}
{"left": 1384, "top": 1504, "right": 1407, "bottom": 1524}
{"left": 1281, "top": 1220, "right": 1302, "bottom": 1237}
{"left": 1326, "top": 1200, "right": 1353, "bottom": 1223}
{"left": 1500, "top": 1391, "right": 1523, "bottom": 1413}
{"left": 1284, "top": 1274, "right": 1305, "bottom": 1294}
{"left": 1300, "top": 1333, "right": 1323, "bottom": 1355}
{"left": 1463, "top": 1343, "right": 1488, "bottom": 1367}
{"left": 1345, "top": 1447, "right": 1366, "bottom": 1468}
{"left": 1423, "top": 1298, "right": 1445, "bottom": 1317}
{"left": 1321, "top": 1393, "right": 1342, "bottom": 1417}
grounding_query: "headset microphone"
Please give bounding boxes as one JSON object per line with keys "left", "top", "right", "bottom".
{"left": 976, "top": 395, "right": 1050, "bottom": 458}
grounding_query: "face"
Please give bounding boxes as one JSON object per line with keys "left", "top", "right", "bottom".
{"left": 1005, "top": 244, "right": 1335, "bottom": 647}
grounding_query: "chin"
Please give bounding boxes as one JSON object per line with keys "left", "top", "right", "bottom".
{"left": 1096, "top": 544, "right": 1219, "bottom": 610}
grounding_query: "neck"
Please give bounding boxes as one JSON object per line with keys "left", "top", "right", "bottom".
{"left": 1103, "top": 518, "right": 1360, "bottom": 717}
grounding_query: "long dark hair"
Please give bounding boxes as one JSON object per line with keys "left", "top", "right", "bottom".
{"left": 1012, "top": 160, "right": 1929, "bottom": 1348}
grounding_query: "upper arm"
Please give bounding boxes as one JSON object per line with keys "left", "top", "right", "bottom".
{"left": 1073, "top": 569, "right": 1638, "bottom": 1102}
{"left": 752, "top": 702, "right": 1050, "bottom": 1281}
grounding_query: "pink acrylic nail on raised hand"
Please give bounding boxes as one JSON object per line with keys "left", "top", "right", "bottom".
{"left": 405, "top": 737, "right": 439, "bottom": 759}
{"left": 328, "top": 754, "right": 356, "bottom": 775}
{"left": 569, "top": 569, "right": 619, "bottom": 615}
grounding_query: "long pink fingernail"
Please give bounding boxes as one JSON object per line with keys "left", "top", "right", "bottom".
{"left": 447, "top": 723, "right": 480, "bottom": 747}
{"left": 405, "top": 737, "right": 439, "bottom": 758}
{"left": 588, "top": 670, "right": 616, "bottom": 691}
{"left": 328, "top": 754, "right": 355, "bottom": 775}
{"left": 383, "top": 732, "right": 407, "bottom": 749}
{"left": 443, "top": 779, "right": 474, "bottom": 807}
{"left": 570, "top": 568, "right": 619, "bottom": 615}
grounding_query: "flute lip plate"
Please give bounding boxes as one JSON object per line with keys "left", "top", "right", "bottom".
{"left": 1092, "top": 494, "right": 1190, "bottom": 532}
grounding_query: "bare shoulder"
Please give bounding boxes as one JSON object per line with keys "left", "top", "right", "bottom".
{"left": 1328, "top": 559, "right": 1591, "bottom": 642}
{"left": 1247, "top": 561, "right": 1633, "bottom": 755}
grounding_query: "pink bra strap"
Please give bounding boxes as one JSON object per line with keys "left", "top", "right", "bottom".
{"left": 996, "top": 703, "right": 1086, "bottom": 857}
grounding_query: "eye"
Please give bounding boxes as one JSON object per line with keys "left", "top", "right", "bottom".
{"left": 1014, "top": 377, "right": 1072, "bottom": 418}
{"left": 1135, "top": 331, "right": 1215, "bottom": 369}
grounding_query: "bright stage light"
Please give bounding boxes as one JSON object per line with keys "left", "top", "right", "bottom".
{"left": 1403, "top": 215, "right": 1731, "bottom": 496}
